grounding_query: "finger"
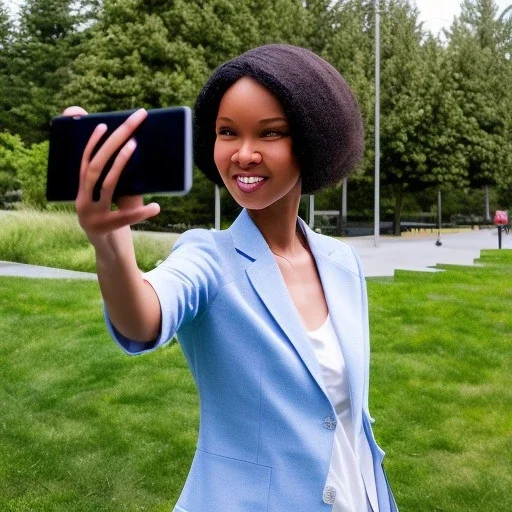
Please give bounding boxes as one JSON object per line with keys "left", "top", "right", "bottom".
{"left": 117, "top": 194, "right": 144, "bottom": 210}
{"left": 62, "top": 106, "right": 88, "bottom": 116}
{"left": 88, "top": 108, "right": 147, "bottom": 173}
{"left": 99, "top": 138, "right": 137, "bottom": 202}
{"left": 107, "top": 203, "right": 161, "bottom": 231}
{"left": 79, "top": 123, "right": 108, "bottom": 189}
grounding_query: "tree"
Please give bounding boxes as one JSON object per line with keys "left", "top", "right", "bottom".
{"left": 61, "top": 0, "right": 311, "bottom": 113}
{"left": 0, "top": 0, "right": 96, "bottom": 143}
{"left": 250, "top": 0, "right": 310, "bottom": 48}
{"left": 60, "top": 0, "right": 316, "bottom": 225}
{"left": 400, "top": 35, "right": 469, "bottom": 229}
{"left": 301, "top": 1, "right": 469, "bottom": 234}
{"left": 61, "top": 0, "right": 211, "bottom": 111}
{"left": 0, "top": 1, "right": 10, "bottom": 48}
{"left": 0, "top": 1, "right": 14, "bottom": 141}
{"left": 17, "top": 141, "right": 49, "bottom": 208}
{"left": 447, "top": 0, "right": 512, "bottom": 219}
{"left": 0, "top": 132, "right": 25, "bottom": 199}
{"left": 0, "top": 131, "right": 49, "bottom": 208}
{"left": 364, "top": 0, "right": 487, "bottom": 234}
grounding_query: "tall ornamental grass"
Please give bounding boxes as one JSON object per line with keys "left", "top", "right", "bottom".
{"left": 0, "top": 210, "right": 176, "bottom": 272}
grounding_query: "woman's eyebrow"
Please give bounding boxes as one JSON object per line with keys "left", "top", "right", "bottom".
{"left": 259, "top": 117, "right": 288, "bottom": 124}
{"left": 216, "top": 116, "right": 288, "bottom": 124}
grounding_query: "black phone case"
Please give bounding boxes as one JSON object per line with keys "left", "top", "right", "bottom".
{"left": 46, "top": 107, "right": 192, "bottom": 201}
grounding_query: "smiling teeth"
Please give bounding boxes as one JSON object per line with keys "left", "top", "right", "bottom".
{"left": 238, "top": 176, "right": 264, "bottom": 184}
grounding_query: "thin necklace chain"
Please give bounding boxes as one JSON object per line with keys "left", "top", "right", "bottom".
{"left": 271, "top": 251, "right": 296, "bottom": 269}
{"left": 269, "top": 234, "right": 308, "bottom": 270}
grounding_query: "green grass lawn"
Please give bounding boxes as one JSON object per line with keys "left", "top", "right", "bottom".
{"left": 0, "top": 279, "right": 196, "bottom": 511}
{"left": 368, "top": 250, "right": 512, "bottom": 512}
{"left": 0, "top": 250, "right": 511, "bottom": 510}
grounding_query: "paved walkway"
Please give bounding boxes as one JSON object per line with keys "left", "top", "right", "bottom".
{"left": 0, "top": 228, "right": 509, "bottom": 280}
{"left": 348, "top": 227, "right": 509, "bottom": 277}
{"left": 0, "top": 260, "right": 97, "bottom": 280}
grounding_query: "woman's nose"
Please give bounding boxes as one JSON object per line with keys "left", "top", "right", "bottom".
{"left": 231, "top": 142, "right": 262, "bottom": 167}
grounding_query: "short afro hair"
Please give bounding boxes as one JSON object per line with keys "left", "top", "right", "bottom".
{"left": 193, "top": 44, "right": 364, "bottom": 194}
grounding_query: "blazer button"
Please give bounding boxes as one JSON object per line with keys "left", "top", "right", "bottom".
{"left": 323, "top": 414, "right": 337, "bottom": 430}
{"left": 323, "top": 485, "right": 337, "bottom": 505}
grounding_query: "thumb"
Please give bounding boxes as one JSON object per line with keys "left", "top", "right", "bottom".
{"left": 143, "top": 202, "right": 160, "bottom": 219}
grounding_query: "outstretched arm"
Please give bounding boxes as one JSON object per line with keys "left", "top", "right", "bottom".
{"left": 65, "top": 106, "right": 161, "bottom": 342}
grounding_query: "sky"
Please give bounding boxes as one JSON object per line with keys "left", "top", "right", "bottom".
{"left": 414, "top": 0, "right": 512, "bottom": 35}
{"left": 4, "top": 0, "right": 512, "bottom": 32}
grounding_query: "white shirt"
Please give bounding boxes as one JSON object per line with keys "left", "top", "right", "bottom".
{"left": 307, "top": 315, "right": 379, "bottom": 512}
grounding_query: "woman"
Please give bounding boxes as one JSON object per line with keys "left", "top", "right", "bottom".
{"left": 70, "top": 44, "right": 398, "bottom": 512}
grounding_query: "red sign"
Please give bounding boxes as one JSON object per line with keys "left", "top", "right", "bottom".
{"left": 494, "top": 210, "right": 509, "bottom": 226}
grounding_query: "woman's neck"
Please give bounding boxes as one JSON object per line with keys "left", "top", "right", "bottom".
{"left": 247, "top": 195, "right": 304, "bottom": 255}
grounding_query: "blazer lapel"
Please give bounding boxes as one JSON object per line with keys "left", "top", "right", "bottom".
{"left": 229, "top": 210, "right": 328, "bottom": 397}
{"left": 302, "top": 221, "right": 365, "bottom": 432}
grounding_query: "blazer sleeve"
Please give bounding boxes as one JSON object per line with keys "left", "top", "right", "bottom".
{"left": 105, "top": 228, "right": 223, "bottom": 355}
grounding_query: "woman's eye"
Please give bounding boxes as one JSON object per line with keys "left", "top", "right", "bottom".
{"left": 262, "top": 130, "right": 281, "bottom": 138}
{"left": 217, "top": 128, "right": 236, "bottom": 137}
{"left": 261, "top": 128, "right": 290, "bottom": 138}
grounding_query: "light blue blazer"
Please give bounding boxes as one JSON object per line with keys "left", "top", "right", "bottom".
{"left": 107, "top": 209, "right": 398, "bottom": 512}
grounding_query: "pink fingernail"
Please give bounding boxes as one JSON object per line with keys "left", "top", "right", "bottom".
{"left": 131, "top": 109, "right": 147, "bottom": 122}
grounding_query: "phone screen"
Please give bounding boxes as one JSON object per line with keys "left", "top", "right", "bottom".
{"left": 46, "top": 107, "right": 193, "bottom": 201}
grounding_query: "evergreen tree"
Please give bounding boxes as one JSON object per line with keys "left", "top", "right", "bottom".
{"left": 0, "top": 0, "right": 95, "bottom": 143}
{"left": 312, "top": 1, "right": 375, "bottom": 222}
{"left": 0, "top": 1, "right": 10, "bottom": 48}
{"left": 0, "top": 1, "right": 13, "bottom": 136}
{"left": 61, "top": 0, "right": 211, "bottom": 111}
{"left": 250, "top": 0, "right": 309, "bottom": 48}
{"left": 61, "top": 0, "right": 311, "bottom": 112}
{"left": 447, "top": 0, "right": 512, "bottom": 217}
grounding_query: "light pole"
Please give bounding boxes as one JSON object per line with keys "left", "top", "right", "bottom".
{"left": 215, "top": 185, "right": 221, "bottom": 230}
{"left": 374, "top": 0, "right": 380, "bottom": 247}
{"left": 309, "top": 195, "right": 315, "bottom": 229}
{"left": 341, "top": 177, "right": 347, "bottom": 235}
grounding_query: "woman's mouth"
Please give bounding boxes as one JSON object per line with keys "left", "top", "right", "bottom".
{"left": 235, "top": 175, "right": 267, "bottom": 192}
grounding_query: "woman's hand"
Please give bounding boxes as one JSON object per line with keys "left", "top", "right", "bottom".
{"left": 61, "top": 106, "right": 162, "bottom": 342}
{"left": 63, "top": 106, "right": 160, "bottom": 245}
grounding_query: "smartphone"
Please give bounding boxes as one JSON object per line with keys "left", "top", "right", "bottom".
{"left": 46, "top": 106, "right": 193, "bottom": 201}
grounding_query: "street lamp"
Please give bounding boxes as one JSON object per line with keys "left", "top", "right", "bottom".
{"left": 215, "top": 185, "right": 221, "bottom": 230}
{"left": 374, "top": 0, "right": 380, "bottom": 247}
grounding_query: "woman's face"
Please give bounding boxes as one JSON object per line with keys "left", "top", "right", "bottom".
{"left": 214, "top": 77, "right": 301, "bottom": 212}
